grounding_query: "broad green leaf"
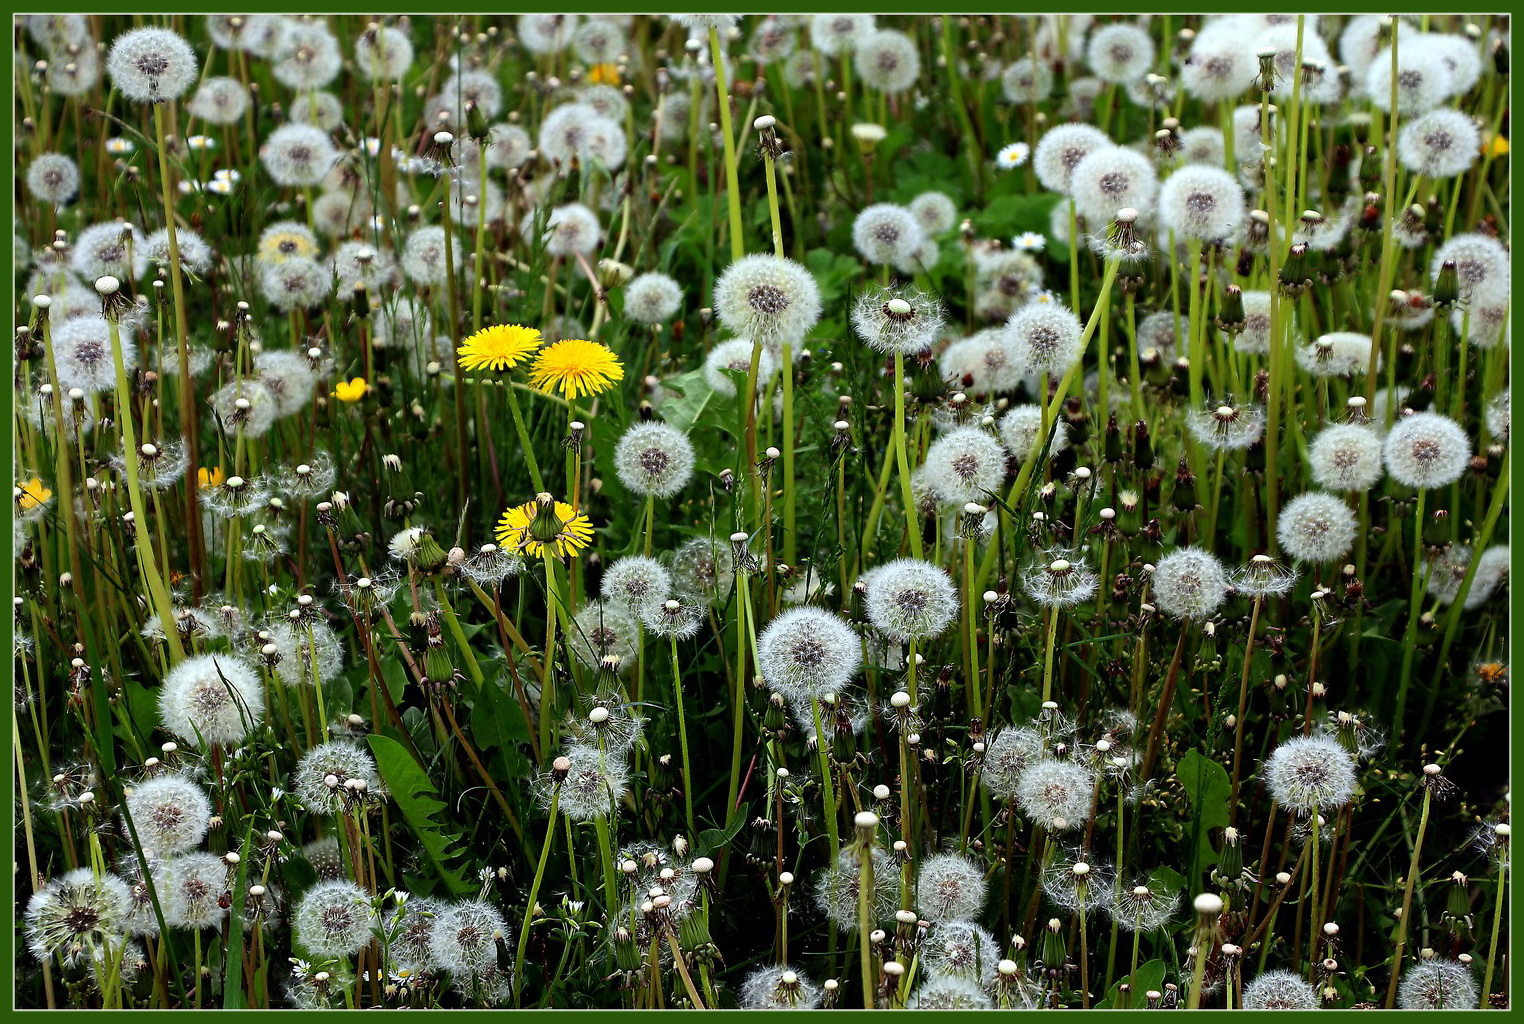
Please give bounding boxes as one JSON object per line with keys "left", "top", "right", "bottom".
{"left": 1176, "top": 749, "right": 1231, "bottom": 887}
{"left": 368, "top": 734, "right": 473, "bottom": 896}
{"left": 1097, "top": 958, "right": 1168, "bottom": 1009}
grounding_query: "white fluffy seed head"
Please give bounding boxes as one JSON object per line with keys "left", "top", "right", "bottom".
{"left": 106, "top": 27, "right": 199, "bottom": 103}
{"left": 1016, "top": 758, "right": 1096, "bottom": 831}
{"left": 1033, "top": 123, "right": 1112, "bottom": 193}
{"left": 158, "top": 653, "right": 265, "bottom": 748}
{"left": 1397, "top": 959, "right": 1479, "bottom": 1010}
{"left": 1242, "top": 970, "right": 1319, "bottom": 1009}
{"left": 862, "top": 559, "right": 959, "bottom": 642}
{"left": 922, "top": 427, "right": 1008, "bottom": 506}
{"left": 1068, "top": 146, "right": 1159, "bottom": 224}
{"left": 1151, "top": 547, "right": 1229, "bottom": 620}
{"left": 1263, "top": 734, "right": 1358, "bottom": 813}
{"left": 612, "top": 421, "right": 696, "bottom": 499}
{"left": 295, "top": 880, "right": 375, "bottom": 958}
{"left": 1308, "top": 423, "right": 1385, "bottom": 492}
{"left": 1277, "top": 492, "right": 1359, "bottom": 564}
{"left": 1005, "top": 301, "right": 1084, "bottom": 379}
{"left": 124, "top": 774, "right": 213, "bottom": 856}
{"left": 756, "top": 606, "right": 862, "bottom": 702}
{"left": 713, "top": 254, "right": 822, "bottom": 348}
{"left": 1383, "top": 411, "right": 1472, "bottom": 489}
{"left": 1159, "top": 163, "right": 1245, "bottom": 241}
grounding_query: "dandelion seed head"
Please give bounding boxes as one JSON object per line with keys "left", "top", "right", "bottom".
{"left": 613, "top": 421, "right": 696, "bottom": 498}
{"left": 852, "top": 284, "right": 946, "bottom": 355}
{"left": 106, "top": 27, "right": 198, "bottom": 103}
{"left": 1398, "top": 108, "right": 1481, "bottom": 178}
{"left": 51, "top": 315, "right": 133, "bottom": 395}
{"left": 601, "top": 556, "right": 673, "bottom": 619}
{"left": 913, "top": 974, "right": 994, "bottom": 1009}
{"left": 623, "top": 272, "right": 684, "bottom": 325}
{"left": 1016, "top": 758, "right": 1095, "bottom": 831}
{"left": 293, "top": 741, "right": 381, "bottom": 814}
{"left": 1006, "top": 300, "right": 1083, "bottom": 378}
{"left": 546, "top": 742, "right": 630, "bottom": 821}
{"left": 923, "top": 427, "right": 1007, "bottom": 506}
{"left": 810, "top": 14, "right": 874, "bottom": 56}
{"left": 940, "top": 329, "right": 1027, "bottom": 395}
{"left": 209, "top": 380, "right": 280, "bottom": 439}
{"left": 816, "top": 845, "right": 900, "bottom": 931}
{"left": 909, "top": 191, "right": 959, "bottom": 236}
{"left": 1430, "top": 233, "right": 1510, "bottom": 306}
{"left": 1022, "top": 550, "right": 1100, "bottom": 608}
{"left": 1264, "top": 733, "right": 1358, "bottom": 813}
{"left": 738, "top": 963, "right": 824, "bottom": 1009}
{"left": 1367, "top": 40, "right": 1455, "bottom": 115}
{"left": 1397, "top": 959, "right": 1479, "bottom": 1010}
{"left": 159, "top": 653, "right": 265, "bottom": 748}
{"left": 163, "top": 852, "right": 230, "bottom": 930}
{"left": 1086, "top": 22, "right": 1154, "bottom": 84}
{"left": 714, "top": 255, "right": 821, "bottom": 348}
{"left": 428, "top": 899, "right": 508, "bottom": 975}
{"left": 758, "top": 606, "right": 862, "bottom": 702}
{"left": 998, "top": 404, "right": 1069, "bottom": 463}
{"left": 354, "top": 25, "right": 414, "bottom": 81}
{"left": 855, "top": 29, "right": 921, "bottom": 94}
{"left": 1278, "top": 492, "right": 1358, "bottom": 564}
{"left": 916, "top": 854, "right": 988, "bottom": 923}
{"left": 1242, "top": 969, "right": 1319, "bottom": 1009}
{"left": 1151, "top": 547, "right": 1229, "bottom": 620}
{"left": 26, "top": 153, "right": 82, "bottom": 206}
{"left": 260, "top": 124, "right": 339, "bottom": 188}
{"left": 1070, "top": 146, "right": 1159, "bottom": 224}
{"left": 258, "top": 256, "right": 332, "bottom": 311}
{"left": 295, "top": 880, "right": 374, "bottom": 958}
{"left": 1186, "top": 399, "right": 1265, "bottom": 450}
{"left": 269, "top": 618, "right": 346, "bottom": 687}
{"left": 24, "top": 869, "right": 133, "bottom": 963}
{"left": 518, "top": 14, "right": 579, "bottom": 55}
{"left": 124, "top": 774, "right": 212, "bottom": 857}
{"left": 863, "top": 559, "right": 958, "bottom": 642}
{"left": 1383, "top": 411, "right": 1471, "bottom": 489}
{"left": 1159, "top": 164, "right": 1245, "bottom": 241}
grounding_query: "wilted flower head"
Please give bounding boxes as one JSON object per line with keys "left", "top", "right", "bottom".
{"left": 1263, "top": 733, "right": 1357, "bottom": 813}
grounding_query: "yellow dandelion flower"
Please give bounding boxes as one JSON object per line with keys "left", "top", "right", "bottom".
{"left": 528, "top": 339, "right": 625, "bottom": 401}
{"left": 458, "top": 324, "right": 543, "bottom": 372}
{"left": 588, "top": 62, "right": 621, "bottom": 85}
{"left": 16, "top": 477, "right": 52, "bottom": 511}
{"left": 496, "top": 495, "right": 595, "bottom": 559}
{"left": 197, "top": 466, "right": 226, "bottom": 489}
{"left": 333, "top": 377, "right": 369, "bottom": 403}
{"left": 1488, "top": 133, "right": 1509, "bottom": 157}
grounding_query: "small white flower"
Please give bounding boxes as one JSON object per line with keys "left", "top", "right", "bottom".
{"left": 996, "top": 142, "right": 1031, "bottom": 169}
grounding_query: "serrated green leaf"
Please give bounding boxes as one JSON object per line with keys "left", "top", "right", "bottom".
{"left": 368, "top": 734, "right": 473, "bottom": 896}
{"left": 1176, "top": 749, "right": 1231, "bottom": 887}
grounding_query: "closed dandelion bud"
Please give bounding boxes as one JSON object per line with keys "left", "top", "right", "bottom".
{"left": 1170, "top": 357, "right": 1191, "bottom": 397}
{"left": 1171, "top": 459, "right": 1198, "bottom": 515}
{"left": 1218, "top": 826, "right": 1243, "bottom": 880}
{"left": 1433, "top": 260, "right": 1460, "bottom": 307}
{"left": 1061, "top": 397, "right": 1089, "bottom": 446}
{"left": 1040, "top": 917, "right": 1066, "bottom": 969}
{"left": 1132, "top": 421, "right": 1154, "bottom": 471}
{"left": 1216, "top": 284, "right": 1246, "bottom": 336}
{"left": 1279, "top": 243, "right": 1311, "bottom": 296}
{"left": 410, "top": 532, "right": 449, "bottom": 574}
{"left": 1103, "top": 413, "right": 1124, "bottom": 465}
